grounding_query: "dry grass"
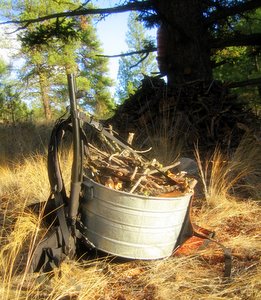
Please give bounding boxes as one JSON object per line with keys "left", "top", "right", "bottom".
{"left": 139, "top": 106, "right": 188, "bottom": 165}
{"left": 0, "top": 122, "right": 52, "bottom": 166}
{"left": 0, "top": 153, "right": 107, "bottom": 300}
{"left": 0, "top": 122, "right": 260, "bottom": 299}
{"left": 0, "top": 155, "right": 50, "bottom": 205}
{"left": 195, "top": 133, "right": 261, "bottom": 205}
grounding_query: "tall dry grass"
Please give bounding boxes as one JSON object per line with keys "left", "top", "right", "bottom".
{"left": 0, "top": 148, "right": 108, "bottom": 299}
{"left": 141, "top": 109, "right": 188, "bottom": 164}
{"left": 0, "top": 122, "right": 52, "bottom": 166}
{"left": 195, "top": 133, "right": 261, "bottom": 205}
{"left": 0, "top": 122, "right": 260, "bottom": 299}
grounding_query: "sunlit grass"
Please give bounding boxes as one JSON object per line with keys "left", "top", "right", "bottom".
{"left": 0, "top": 122, "right": 260, "bottom": 299}
{"left": 195, "top": 133, "right": 261, "bottom": 205}
{"left": 0, "top": 155, "right": 49, "bottom": 206}
{"left": 0, "top": 208, "right": 108, "bottom": 299}
{"left": 0, "top": 151, "right": 107, "bottom": 300}
{"left": 0, "top": 211, "right": 42, "bottom": 300}
{"left": 45, "top": 260, "right": 108, "bottom": 300}
{"left": 145, "top": 257, "right": 261, "bottom": 299}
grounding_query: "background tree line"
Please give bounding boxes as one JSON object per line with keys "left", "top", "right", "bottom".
{"left": 0, "top": 0, "right": 115, "bottom": 122}
{"left": 0, "top": 0, "right": 260, "bottom": 124}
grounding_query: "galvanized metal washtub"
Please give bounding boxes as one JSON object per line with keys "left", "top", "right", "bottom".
{"left": 81, "top": 177, "right": 192, "bottom": 260}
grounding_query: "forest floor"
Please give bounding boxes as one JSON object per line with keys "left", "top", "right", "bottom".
{"left": 0, "top": 117, "right": 260, "bottom": 299}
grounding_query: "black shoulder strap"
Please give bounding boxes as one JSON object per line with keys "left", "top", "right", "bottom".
{"left": 47, "top": 115, "right": 89, "bottom": 255}
{"left": 48, "top": 116, "right": 71, "bottom": 194}
{"left": 31, "top": 115, "right": 87, "bottom": 272}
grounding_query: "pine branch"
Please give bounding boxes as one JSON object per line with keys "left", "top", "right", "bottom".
{"left": 211, "top": 33, "right": 261, "bottom": 48}
{"left": 227, "top": 77, "right": 261, "bottom": 88}
{"left": 96, "top": 48, "right": 157, "bottom": 59}
{"left": 130, "top": 52, "right": 149, "bottom": 68}
{"left": 206, "top": 0, "right": 261, "bottom": 25}
{"left": 0, "top": 1, "right": 152, "bottom": 27}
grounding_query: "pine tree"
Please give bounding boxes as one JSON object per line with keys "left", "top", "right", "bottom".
{"left": 12, "top": 0, "right": 81, "bottom": 120}
{"left": 76, "top": 15, "right": 114, "bottom": 118}
{"left": 213, "top": 8, "right": 261, "bottom": 108}
{"left": 116, "top": 12, "right": 157, "bottom": 102}
{"left": 2, "top": 0, "right": 114, "bottom": 120}
{"left": 0, "top": 58, "right": 30, "bottom": 123}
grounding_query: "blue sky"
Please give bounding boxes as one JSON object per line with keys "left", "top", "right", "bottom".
{"left": 95, "top": 11, "right": 130, "bottom": 83}
{"left": 93, "top": 0, "right": 156, "bottom": 83}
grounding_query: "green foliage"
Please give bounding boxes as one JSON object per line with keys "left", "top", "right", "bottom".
{"left": 213, "top": 8, "right": 261, "bottom": 110}
{"left": 0, "top": 59, "right": 7, "bottom": 75}
{"left": 214, "top": 47, "right": 252, "bottom": 81}
{"left": 1, "top": 0, "right": 114, "bottom": 120}
{"left": 76, "top": 17, "right": 115, "bottom": 118}
{"left": 0, "top": 61, "right": 31, "bottom": 123}
{"left": 213, "top": 8, "right": 261, "bottom": 81}
{"left": 19, "top": 19, "right": 80, "bottom": 47}
{"left": 116, "top": 12, "right": 157, "bottom": 102}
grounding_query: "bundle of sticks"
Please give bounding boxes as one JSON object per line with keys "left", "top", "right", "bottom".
{"left": 83, "top": 130, "right": 197, "bottom": 197}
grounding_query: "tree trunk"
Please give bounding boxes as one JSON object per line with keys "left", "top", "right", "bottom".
{"left": 153, "top": 0, "right": 213, "bottom": 86}
{"left": 38, "top": 69, "right": 52, "bottom": 120}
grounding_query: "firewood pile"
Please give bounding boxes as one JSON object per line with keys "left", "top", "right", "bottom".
{"left": 83, "top": 129, "right": 197, "bottom": 197}
{"left": 107, "top": 76, "right": 259, "bottom": 153}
